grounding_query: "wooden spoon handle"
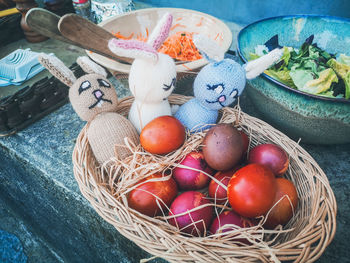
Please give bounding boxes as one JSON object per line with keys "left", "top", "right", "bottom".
{"left": 58, "top": 13, "right": 133, "bottom": 64}
{"left": 25, "top": 8, "right": 74, "bottom": 44}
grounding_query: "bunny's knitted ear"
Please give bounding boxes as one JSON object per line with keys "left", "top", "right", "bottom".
{"left": 108, "top": 38, "right": 158, "bottom": 63}
{"left": 193, "top": 34, "right": 225, "bottom": 63}
{"left": 147, "top": 12, "right": 173, "bottom": 50}
{"left": 244, "top": 48, "right": 283, "bottom": 79}
{"left": 38, "top": 53, "right": 76, "bottom": 86}
{"left": 76, "top": 56, "right": 108, "bottom": 77}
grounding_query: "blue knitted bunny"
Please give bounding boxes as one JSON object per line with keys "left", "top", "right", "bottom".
{"left": 174, "top": 35, "right": 283, "bottom": 132}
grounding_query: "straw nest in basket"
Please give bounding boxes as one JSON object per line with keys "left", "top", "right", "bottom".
{"left": 73, "top": 94, "right": 336, "bottom": 263}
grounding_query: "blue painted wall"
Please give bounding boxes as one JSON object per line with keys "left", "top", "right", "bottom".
{"left": 138, "top": 0, "right": 350, "bottom": 25}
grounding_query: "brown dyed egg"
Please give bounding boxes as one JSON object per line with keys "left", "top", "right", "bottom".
{"left": 202, "top": 124, "right": 244, "bottom": 171}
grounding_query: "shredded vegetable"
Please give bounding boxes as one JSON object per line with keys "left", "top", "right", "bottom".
{"left": 113, "top": 30, "right": 202, "bottom": 62}
{"left": 196, "top": 17, "right": 204, "bottom": 27}
{"left": 114, "top": 32, "right": 134, "bottom": 40}
{"left": 158, "top": 32, "right": 202, "bottom": 61}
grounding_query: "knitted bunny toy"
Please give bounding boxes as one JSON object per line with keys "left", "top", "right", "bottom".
{"left": 108, "top": 13, "right": 176, "bottom": 133}
{"left": 38, "top": 54, "right": 139, "bottom": 165}
{"left": 174, "top": 35, "right": 283, "bottom": 132}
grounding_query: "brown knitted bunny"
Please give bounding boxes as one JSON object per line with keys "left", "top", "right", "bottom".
{"left": 38, "top": 54, "right": 139, "bottom": 165}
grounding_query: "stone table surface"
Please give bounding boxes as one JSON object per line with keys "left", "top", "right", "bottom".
{"left": 1, "top": 6, "right": 350, "bottom": 263}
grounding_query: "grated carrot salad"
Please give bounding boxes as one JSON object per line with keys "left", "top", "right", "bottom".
{"left": 113, "top": 30, "right": 202, "bottom": 62}
{"left": 158, "top": 31, "right": 202, "bottom": 61}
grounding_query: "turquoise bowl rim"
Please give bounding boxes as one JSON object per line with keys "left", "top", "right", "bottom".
{"left": 237, "top": 14, "right": 350, "bottom": 105}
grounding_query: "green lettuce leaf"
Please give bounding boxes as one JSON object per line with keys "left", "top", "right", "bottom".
{"left": 265, "top": 68, "right": 295, "bottom": 88}
{"left": 278, "top": 47, "right": 291, "bottom": 69}
{"left": 327, "top": 58, "right": 350, "bottom": 99}
{"left": 289, "top": 66, "right": 315, "bottom": 90}
{"left": 303, "top": 59, "right": 320, "bottom": 73}
{"left": 309, "top": 45, "right": 320, "bottom": 60}
{"left": 327, "top": 58, "right": 350, "bottom": 77}
{"left": 344, "top": 72, "right": 350, "bottom": 99}
{"left": 249, "top": 52, "right": 260, "bottom": 60}
{"left": 300, "top": 68, "right": 338, "bottom": 95}
{"left": 318, "top": 90, "right": 335, "bottom": 98}
{"left": 338, "top": 54, "right": 350, "bottom": 66}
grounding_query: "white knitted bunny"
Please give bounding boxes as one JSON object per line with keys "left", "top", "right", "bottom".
{"left": 38, "top": 54, "right": 139, "bottom": 165}
{"left": 108, "top": 13, "right": 176, "bottom": 133}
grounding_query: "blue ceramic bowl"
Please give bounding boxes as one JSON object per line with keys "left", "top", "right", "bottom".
{"left": 238, "top": 15, "right": 350, "bottom": 144}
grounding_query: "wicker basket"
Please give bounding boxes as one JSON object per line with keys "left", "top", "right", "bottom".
{"left": 72, "top": 94, "right": 337, "bottom": 263}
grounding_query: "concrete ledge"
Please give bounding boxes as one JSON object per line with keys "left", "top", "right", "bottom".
{"left": 0, "top": 229, "right": 27, "bottom": 263}
{"left": 0, "top": 195, "right": 62, "bottom": 263}
{"left": 0, "top": 103, "right": 165, "bottom": 263}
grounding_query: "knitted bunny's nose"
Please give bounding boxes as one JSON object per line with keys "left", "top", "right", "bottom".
{"left": 93, "top": 90, "right": 103, "bottom": 99}
{"left": 218, "top": 95, "right": 226, "bottom": 102}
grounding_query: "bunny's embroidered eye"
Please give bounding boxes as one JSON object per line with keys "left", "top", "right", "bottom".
{"left": 214, "top": 85, "right": 224, "bottom": 94}
{"left": 163, "top": 77, "right": 176, "bottom": 91}
{"left": 206, "top": 83, "right": 225, "bottom": 94}
{"left": 79, "top": 80, "right": 91, "bottom": 94}
{"left": 98, "top": 79, "right": 111, "bottom": 88}
{"left": 230, "top": 89, "right": 238, "bottom": 98}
